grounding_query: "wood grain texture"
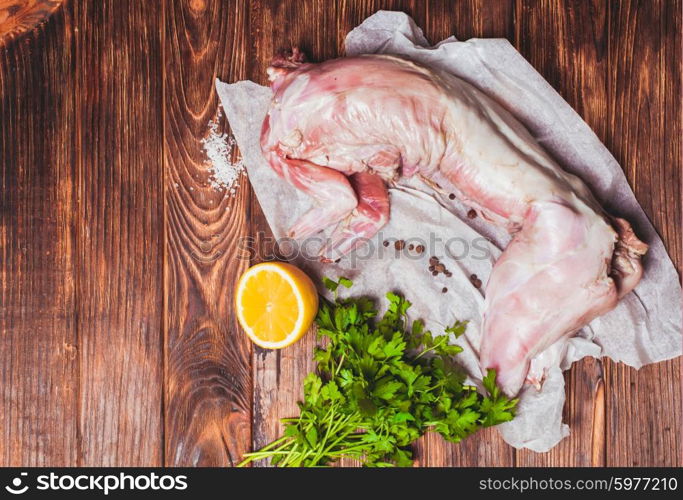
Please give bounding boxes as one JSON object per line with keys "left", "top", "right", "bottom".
{"left": 163, "top": 0, "right": 251, "bottom": 466}
{"left": 603, "top": 0, "right": 681, "bottom": 467}
{"left": 513, "top": 0, "right": 609, "bottom": 466}
{"left": 73, "top": 0, "right": 164, "bottom": 465}
{"left": 0, "top": 4, "right": 78, "bottom": 466}
{"left": 0, "top": 0, "right": 63, "bottom": 42}
{"left": 248, "top": 0, "right": 337, "bottom": 466}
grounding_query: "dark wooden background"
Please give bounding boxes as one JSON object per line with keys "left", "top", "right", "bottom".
{"left": 1, "top": 0, "right": 680, "bottom": 467}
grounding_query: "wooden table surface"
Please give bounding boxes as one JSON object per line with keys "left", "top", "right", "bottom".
{"left": 1, "top": 0, "right": 680, "bottom": 467}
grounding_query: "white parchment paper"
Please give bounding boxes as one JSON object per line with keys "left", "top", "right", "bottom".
{"left": 217, "top": 11, "right": 682, "bottom": 452}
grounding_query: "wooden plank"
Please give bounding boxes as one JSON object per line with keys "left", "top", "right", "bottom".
{"left": 604, "top": 0, "right": 681, "bottom": 466}
{"left": 662, "top": 0, "right": 683, "bottom": 277}
{"left": 425, "top": 0, "right": 515, "bottom": 40}
{"left": 513, "top": 0, "right": 609, "bottom": 467}
{"left": 0, "top": 4, "right": 78, "bottom": 466}
{"left": 164, "top": 0, "right": 251, "bottom": 466}
{"left": 73, "top": 0, "right": 164, "bottom": 465}
{"left": 248, "top": 0, "right": 338, "bottom": 466}
{"left": 418, "top": 0, "right": 517, "bottom": 467}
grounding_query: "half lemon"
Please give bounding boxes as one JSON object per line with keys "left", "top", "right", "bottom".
{"left": 235, "top": 262, "right": 318, "bottom": 349}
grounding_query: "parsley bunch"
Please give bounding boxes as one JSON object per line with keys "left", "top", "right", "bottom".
{"left": 238, "top": 277, "right": 517, "bottom": 467}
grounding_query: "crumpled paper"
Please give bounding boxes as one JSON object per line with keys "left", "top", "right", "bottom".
{"left": 217, "top": 11, "right": 682, "bottom": 452}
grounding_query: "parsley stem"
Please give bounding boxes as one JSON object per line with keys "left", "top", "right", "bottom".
{"left": 237, "top": 437, "right": 289, "bottom": 461}
{"left": 279, "top": 442, "right": 300, "bottom": 467}
{"left": 334, "top": 353, "right": 345, "bottom": 377}
{"left": 237, "top": 437, "right": 295, "bottom": 467}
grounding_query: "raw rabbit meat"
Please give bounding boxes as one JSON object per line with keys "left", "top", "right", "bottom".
{"left": 260, "top": 49, "right": 648, "bottom": 396}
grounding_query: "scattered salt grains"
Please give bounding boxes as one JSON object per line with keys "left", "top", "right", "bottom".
{"left": 202, "top": 110, "right": 246, "bottom": 198}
